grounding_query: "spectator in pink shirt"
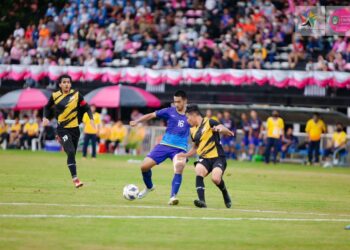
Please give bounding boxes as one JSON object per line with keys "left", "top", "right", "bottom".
{"left": 10, "top": 43, "right": 22, "bottom": 64}
{"left": 288, "top": 36, "right": 305, "bottom": 69}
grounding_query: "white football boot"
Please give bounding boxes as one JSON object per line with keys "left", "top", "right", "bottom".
{"left": 137, "top": 186, "right": 155, "bottom": 199}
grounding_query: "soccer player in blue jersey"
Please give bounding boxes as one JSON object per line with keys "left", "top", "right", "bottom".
{"left": 129, "top": 90, "right": 190, "bottom": 205}
{"left": 240, "top": 112, "right": 250, "bottom": 160}
{"left": 220, "top": 110, "right": 236, "bottom": 159}
{"left": 248, "top": 110, "right": 263, "bottom": 160}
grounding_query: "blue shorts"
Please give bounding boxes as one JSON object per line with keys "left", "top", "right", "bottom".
{"left": 221, "top": 136, "right": 235, "bottom": 147}
{"left": 242, "top": 136, "right": 249, "bottom": 146}
{"left": 249, "top": 137, "right": 262, "bottom": 146}
{"left": 147, "top": 144, "right": 186, "bottom": 165}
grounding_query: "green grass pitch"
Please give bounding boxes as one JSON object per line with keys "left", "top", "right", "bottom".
{"left": 0, "top": 150, "right": 349, "bottom": 250}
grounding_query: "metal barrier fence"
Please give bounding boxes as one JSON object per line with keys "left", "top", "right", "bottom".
{"left": 134, "top": 127, "right": 350, "bottom": 163}
{"left": 2, "top": 122, "right": 349, "bottom": 164}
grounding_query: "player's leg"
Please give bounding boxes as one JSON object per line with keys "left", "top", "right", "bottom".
{"left": 308, "top": 141, "right": 314, "bottom": 164}
{"left": 211, "top": 158, "right": 231, "bottom": 208}
{"left": 221, "top": 138, "right": 230, "bottom": 158}
{"left": 138, "top": 145, "right": 169, "bottom": 199}
{"left": 91, "top": 134, "right": 97, "bottom": 159}
{"left": 137, "top": 156, "right": 157, "bottom": 199}
{"left": 315, "top": 140, "right": 320, "bottom": 164}
{"left": 82, "top": 134, "right": 89, "bottom": 158}
{"left": 272, "top": 138, "right": 279, "bottom": 164}
{"left": 230, "top": 137, "right": 237, "bottom": 159}
{"left": 57, "top": 128, "right": 82, "bottom": 188}
{"left": 71, "top": 128, "right": 83, "bottom": 186}
{"left": 248, "top": 141, "right": 255, "bottom": 161}
{"left": 141, "top": 157, "right": 157, "bottom": 186}
{"left": 194, "top": 161, "right": 209, "bottom": 208}
{"left": 168, "top": 153, "right": 186, "bottom": 205}
{"left": 264, "top": 138, "right": 273, "bottom": 163}
{"left": 223, "top": 144, "right": 230, "bottom": 158}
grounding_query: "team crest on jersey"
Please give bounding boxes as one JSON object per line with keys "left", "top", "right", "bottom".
{"left": 69, "top": 96, "right": 75, "bottom": 102}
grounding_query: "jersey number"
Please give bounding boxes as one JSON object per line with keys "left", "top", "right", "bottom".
{"left": 178, "top": 120, "right": 184, "bottom": 127}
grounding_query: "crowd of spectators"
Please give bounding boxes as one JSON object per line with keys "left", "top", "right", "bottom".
{"left": 0, "top": 108, "right": 148, "bottom": 155}
{"left": 203, "top": 108, "right": 348, "bottom": 166}
{"left": 0, "top": 107, "right": 348, "bottom": 166}
{"left": 0, "top": 0, "right": 349, "bottom": 71}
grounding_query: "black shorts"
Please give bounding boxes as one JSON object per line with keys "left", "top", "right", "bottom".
{"left": 194, "top": 156, "right": 227, "bottom": 173}
{"left": 56, "top": 127, "right": 80, "bottom": 152}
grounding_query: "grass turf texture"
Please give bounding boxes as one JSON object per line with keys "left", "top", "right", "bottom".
{"left": 0, "top": 150, "right": 349, "bottom": 250}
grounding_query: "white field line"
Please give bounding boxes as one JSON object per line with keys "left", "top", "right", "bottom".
{"left": 0, "top": 214, "right": 350, "bottom": 222}
{"left": 0, "top": 202, "right": 350, "bottom": 218}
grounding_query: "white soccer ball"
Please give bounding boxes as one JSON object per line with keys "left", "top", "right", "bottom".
{"left": 123, "top": 184, "right": 139, "bottom": 201}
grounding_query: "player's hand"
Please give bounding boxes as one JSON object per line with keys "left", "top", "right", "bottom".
{"left": 43, "top": 118, "right": 50, "bottom": 126}
{"left": 55, "top": 135, "right": 61, "bottom": 143}
{"left": 228, "top": 130, "right": 235, "bottom": 137}
{"left": 212, "top": 126, "right": 221, "bottom": 132}
{"left": 129, "top": 120, "right": 138, "bottom": 127}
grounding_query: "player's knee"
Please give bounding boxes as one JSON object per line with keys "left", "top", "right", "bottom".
{"left": 66, "top": 148, "right": 75, "bottom": 159}
{"left": 211, "top": 175, "right": 221, "bottom": 185}
{"left": 141, "top": 162, "right": 154, "bottom": 172}
{"left": 195, "top": 168, "right": 206, "bottom": 177}
{"left": 174, "top": 162, "right": 185, "bottom": 173}
{"left": 174, "top": 166, "right": 184, "bottom": 174}
{"left": 140, "top": 164, "right": 149, "bottom": 172}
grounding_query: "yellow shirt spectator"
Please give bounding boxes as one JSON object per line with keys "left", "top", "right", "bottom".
{"left": 109, "top": 122, "right": 127, "bottom": 142}
{"left": 128, "top": 124, "right": 146, "bottom": 143}
{"left": 266, "top": 117, "right": 284, "bottom": 139}
{"left": 23, "top": 122, "right": 39, "bottom": 136}
{"left": 0, "top": 122, "right": 8, "bottom": 135}
{"left": 10, "top": 123, "right": 21, "bottom": 133}
{"left": 98, "top": 123, "right": 111, "bottom": 140}
{"left": 333, "top": 131, "right": 347, "bottom": 148}
{"left": 305, "top": 119, "right": 326, "bottom": 141}
{"left": 83, "top": 112, "right": 101, "bottom": 134}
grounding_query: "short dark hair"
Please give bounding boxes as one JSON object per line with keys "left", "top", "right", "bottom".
{"left": 58, "top": 74, "right": 72, "bottom": 84}
{"left": 186, "top": 105, "right": 202, "bottom": 116}
{"left": 336, "top": 122, "right": 343, "bottom": 127}
{"left": 174, "top": 90, "right": 187, "bottom": 100}
{"left": 313, "top": 112, "right": 320, "bottom": 118}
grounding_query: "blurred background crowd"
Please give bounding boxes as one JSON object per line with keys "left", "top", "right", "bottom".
{"left": 1, "top": 0, "right": 350, "bottom": 71}
{"left": 0, "top": 107, "right": 347, "bottom": 167}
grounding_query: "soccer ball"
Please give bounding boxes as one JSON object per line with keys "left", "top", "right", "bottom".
{"left": 123, "top": 184, "right": 139, "bottom": 201}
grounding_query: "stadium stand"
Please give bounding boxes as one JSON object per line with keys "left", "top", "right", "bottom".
{"left": 0, "top": 0, "right": 349, "bottom": 71}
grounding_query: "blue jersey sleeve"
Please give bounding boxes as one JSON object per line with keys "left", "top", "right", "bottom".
{"left": 156, "top": 108, "right": 170, "bottom": 120}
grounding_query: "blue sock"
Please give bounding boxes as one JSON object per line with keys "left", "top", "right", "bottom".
{"left": 142, "top": 170, "right": 153, "bottom": 189}
{"left": 171, "top": 174, "right": 182, "bottom": 197}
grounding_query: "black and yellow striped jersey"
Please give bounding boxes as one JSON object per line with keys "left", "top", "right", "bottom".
{"left": 190, "top": 118, "right": 225, "bottom": 158}
{"left": 44, "top": 89, "right": 92, "bottom": 129}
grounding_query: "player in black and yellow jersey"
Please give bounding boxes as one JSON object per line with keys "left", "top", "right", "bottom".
{"left": 43, "top": 74, "right": 95, "bottom": 188}
{"left": 177, "top": 105, "right": 234, "bottom": 208}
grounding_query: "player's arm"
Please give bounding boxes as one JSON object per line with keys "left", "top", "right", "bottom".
{"left": 43, "top": 95, "right": 55, "bottom": 126}
{"left": 129, "top": 112, "right": 156, "bottom": 127}
{"left": 213, "top": 124, "right": 235, "bottom": 136}
{"left": 248, "top": 126, "right": 253, "bottom": 139}
{"left": 177, "top": 144, "right": 198, "bottom": 158}
{"left": 79, "top": 93, "right": 95, "bottom": 129}
{"left": 280, "top": 119, "right": 285, "bottom": 140}
{"left": 322, "top": 121, "right": 326, "bottom": 134}
{"left": 209, "top": 119, "right": 234, "bottom": 136}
